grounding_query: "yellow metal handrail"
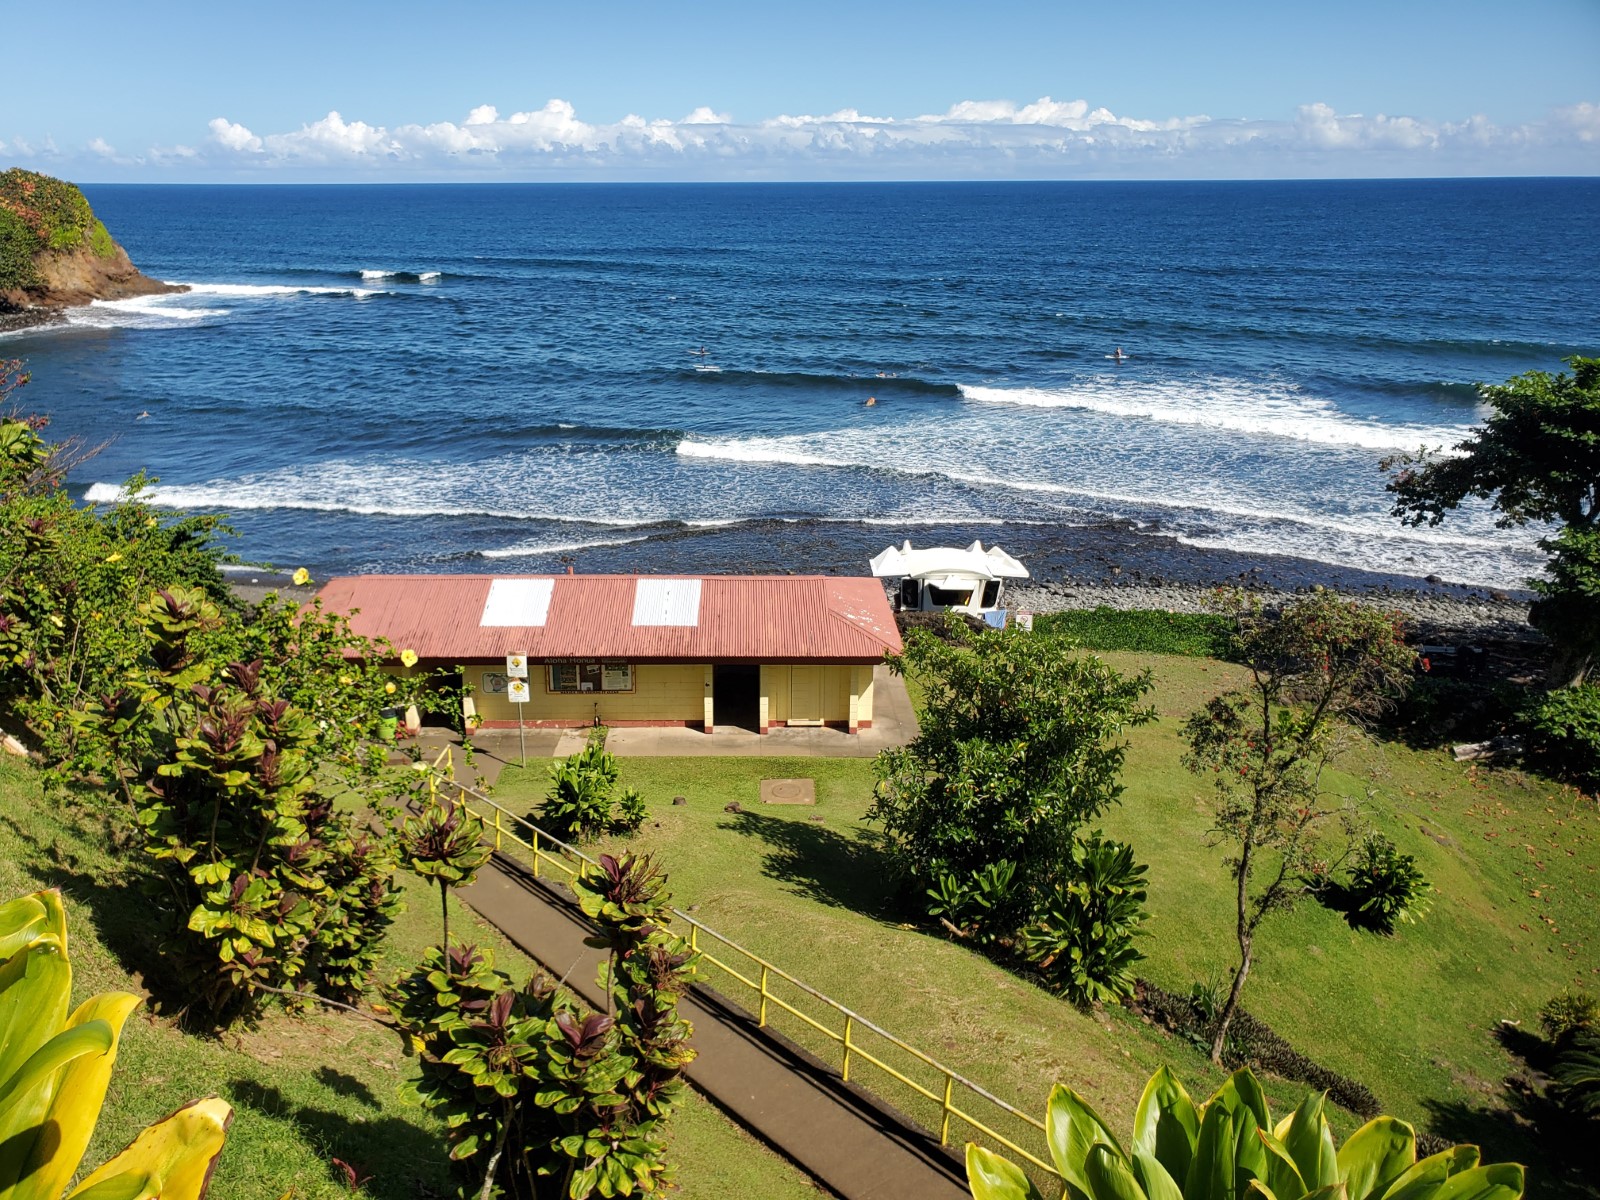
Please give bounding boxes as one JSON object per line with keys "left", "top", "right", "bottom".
{"left": 419, "top": 751, "right": 1065, "bottom": 1192}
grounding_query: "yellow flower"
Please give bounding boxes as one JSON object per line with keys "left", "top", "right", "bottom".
{"left": 384, "top": 681, "right": 396, "bottom": 694}
{"left": 339, "top": 675, "right": 353, "bottom": 686}
{"left": 399, "top": 648, "right": 418, "bottom": 668}
{"left": 104, "top": 552, "right": 123, "bottom": 563}
{"left": 145, "top": 516, "right": 157, "bottom": 527}
{"left": 292, "top": 567, "right": 312, "bottom": 587}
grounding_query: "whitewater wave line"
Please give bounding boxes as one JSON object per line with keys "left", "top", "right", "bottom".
{"left": 674, "top": 438, "right": 1517, "bottom": 549}
{"left": 958, "top": 382, "right": 1475, "bottom": 452}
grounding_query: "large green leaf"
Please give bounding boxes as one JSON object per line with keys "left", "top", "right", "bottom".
{"left": 1185, "top": 1100, "right": 1235, "bottom": 1200}
{"left": 1132, "top": 1150, "right": 1184, "bottom": 1200}
{"left": 0, "top": 891, "right": 66, "bottom": 964}
{"left": 966, "top": 1144, "right": 1045, "bottom": 1200}
{"left": 1279, "top": 1092, "right": 1337, "bottom": 1191}
{"left": 1258, "top": 1129, "right": 1308, "bottom": 1200}
{"left": 1336, "top": 1118, "right": 1416, "bottom": 1200}
{"left": 1086, "top": 1144, "right": 1150, "bottom": 1200}
{"left": 0, "top": 1019, "right": 114, "bottom": 1191}
{"left": 1209, "top": 1069, "right": 1272, "bottom": 1136}
{"left": 1132, "top": 1067, "right": 1199, "bottom": 1184}
{"left": 11, "top": 992, "right": 142, "bottom": 1200}
{"left": 66, "top": 1097, "right": 233, "bottom": 1200}
{"left": 1047, "top": 1084, "right": 1125, "bottom": 1195}
{"left": 0, "top": 920, "right": 71, "bottom": 1085}
{"left": 1379, "top": 1148, "right": 1478, "bottom": 1200}
{"left": 1429, "top": 1164, "right": 1524, "bottom": 1200}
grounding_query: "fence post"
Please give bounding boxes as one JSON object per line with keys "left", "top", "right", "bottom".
{"left": 842, "top": 1015, "right": 854, "bottom": 1083}
{"left": 494, "top": 809, "right": 502, "bottom": 850}
{"left": 939, "top": 1074, "right": 954, "bottom": 1144}
{"left": 758, "top": 965, "right": 770, "bottom": 1027}
{"left": 531, "top": 826, "right": 540, "bottom": 878}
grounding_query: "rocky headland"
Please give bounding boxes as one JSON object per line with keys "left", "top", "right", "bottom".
{"left": 0, "top": 168, "right": 182, "bottom": 331}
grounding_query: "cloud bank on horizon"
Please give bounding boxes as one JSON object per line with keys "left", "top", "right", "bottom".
{"left": 6, "top": 96, "right": 1598, "bottom": 180}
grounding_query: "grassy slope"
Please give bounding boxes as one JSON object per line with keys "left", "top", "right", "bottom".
{"left": 492, "top": 652, "right": 1598, "bottom": 1195}
{"left": 0, "top": 755, "right": 821, "bottom": 1200}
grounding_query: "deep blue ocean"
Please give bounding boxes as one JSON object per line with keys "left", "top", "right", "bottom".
{"left": 8, "top": 179, "right": 1598, "bottom": 590}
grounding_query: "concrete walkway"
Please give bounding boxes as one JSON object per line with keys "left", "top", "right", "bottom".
{"left": 459, "top": 851, "right": 968, "bottom": 1200}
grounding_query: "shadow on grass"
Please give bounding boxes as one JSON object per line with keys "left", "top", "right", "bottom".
{"left": 715, "top": 809, "right": 905, "bottom": 923}
{"left": 0, "top": 801, "right": 200, "bottom": 1017}
{"left": 228, "top": 1078, "right": 450, "bottom": 1200}
{"left": 1419, "top": 1092, "right": 1595, "bottom": 1200}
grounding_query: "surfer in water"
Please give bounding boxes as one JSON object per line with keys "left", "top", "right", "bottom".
{"left": 864, "top": 396, "right": 876, "bottom": 407}
{"left": 1112, "top": 347, "right": 1127, "bottom": 363}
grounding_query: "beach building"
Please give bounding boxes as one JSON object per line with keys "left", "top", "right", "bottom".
{"left": 316, "top": 573, "right": 901, "bottom": 734}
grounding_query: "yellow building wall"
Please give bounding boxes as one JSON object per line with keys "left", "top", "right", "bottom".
{"left": 758, "top": 664, "right": 866, "bottom": 727}
{"left": 465, "top": 663, "right": 707, "bottom": 725}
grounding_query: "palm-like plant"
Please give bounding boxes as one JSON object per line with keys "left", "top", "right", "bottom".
{"left": 967, "top": 1065, "right": 1523, "bottom": 1200}
{"left": 0, "top": 889, "right": 232, "bottom": 1200}
{"left": 1552, "top": 1029, "right": 1600, "bottom": 1119}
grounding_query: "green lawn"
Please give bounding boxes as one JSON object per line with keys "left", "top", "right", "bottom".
{"left": 0, "top": 754, "right": 822, "bottom": 1200}
{"left": 491, "top": 651, "right": 1599, "bottom": 1197}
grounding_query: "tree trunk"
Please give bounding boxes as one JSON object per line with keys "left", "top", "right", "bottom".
{"left": 1545, "top": 646, "right": 1592, "bottom": 689}
{"left": 1211, "top": 933, "right": 1252, "bottom": 1064}
{"left": 1212, "top": 841, "right": 1255, "bottom": 1063}
{"left": 440, "top": 879, "right": 451, "bottom": 948}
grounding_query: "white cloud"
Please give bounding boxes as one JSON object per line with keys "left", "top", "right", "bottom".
{"left": 88, "top": 137, "right": 117, "bottom": 157}
{"left": 83, "top": 95, "right": 1600, "bottom": 179}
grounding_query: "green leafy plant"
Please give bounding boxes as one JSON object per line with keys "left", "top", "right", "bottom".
{"left": 1540, "top": 989, "right": 1599, "bottom": 1045}
{"left": 1019, "top": 833, "right": 1148, "bottom": 1006}
{"left": 871, "top": 619, "right": 1153, "bottom": 915}
{"left": 401, "top": 789, "right": 492, "bottom": 946}
{"left": 1522, "top": 683, "right": 1600, "bottom": 790}
{"left": 926, "top": 860, "right": 1020, "bottom": 946}
{"left": 84, "top": 586, "right": 409, "bottom": 1022}
{"left": 1552, "top": 1029, "right": 1600, "bottom": 1121}
{"left": 965, "top": 1064, "right": 1525, "bottom": 1200}
{"left": 1031, "top": 608, "right": 1236, "bottom": 658}
{"left": 1343, "top": 832, "right": 1432, "bottom": 933}
{"left": 0, "top": 889, "right": 233, "bottom": 1200}
{"left": 1183, "top": 589, "right": 1415, "bottom": 1060}
{"left": 390, "top": 853, "right": 698, "bottom": 1198}
{"left": 543, "top": 739, "right": 640, "bottom": 840}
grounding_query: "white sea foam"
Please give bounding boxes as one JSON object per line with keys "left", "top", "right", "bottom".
{"left": 480, "top": 534, "right": 652, "bottom": 558}
{"left": 959, "top": 380, "right": 1474, "bottom": 451}
{"left": 359, "top": 270, "right": 396, "bottom": 280}
{"left": 418, "top": 271, "right": 442, "bottom": 283}
{"left": 178, "top": 282, "right": 384, "bottom": 299}
{"left": 63, "top": 294, "right": 230, "bottom": 330}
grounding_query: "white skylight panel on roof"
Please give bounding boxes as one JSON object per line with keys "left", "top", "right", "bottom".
{"left": 480, "top": 578, "right": 554, "bottom": 627}
{"left": 632, "top": 578, "right": 701, "bottom": 626}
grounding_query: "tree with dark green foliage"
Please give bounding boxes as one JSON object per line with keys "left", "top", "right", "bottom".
{"left": 0, "top": 169, "right": 116, "bottom": 294}
{"left": 1183, "top": 589, "right": 1415, "bottom": 1062}
{"left": 1384, "top": 356, "right": 1600, "bottom": 686}
{"left": 870, "top": 620, "right": 1155, "bottom": 992}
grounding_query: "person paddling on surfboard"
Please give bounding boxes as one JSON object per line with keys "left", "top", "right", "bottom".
{"left": 1112, "top": 346, "right": 1127, "bottom": 362}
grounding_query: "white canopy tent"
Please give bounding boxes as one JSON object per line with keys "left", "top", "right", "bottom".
{"left": 869, "top": 540, "right": 1030, "bottom": 582}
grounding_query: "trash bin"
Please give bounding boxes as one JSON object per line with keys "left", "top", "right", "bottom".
{"left": 377, "top": 707, "right": 400, "bottom": 742}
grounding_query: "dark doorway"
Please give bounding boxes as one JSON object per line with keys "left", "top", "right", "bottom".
{"left": 419, "top": 671, "right": 463, "bottom": 728}
{"left": 712, "top": 664, "right": 760, "bottom": 732}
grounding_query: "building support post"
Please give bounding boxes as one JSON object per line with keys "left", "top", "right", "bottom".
{"left": 703, "top": 665, "right": 715, "bottom": 734}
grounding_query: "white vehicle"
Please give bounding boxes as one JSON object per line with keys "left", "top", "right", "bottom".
{"left": 870, "top": 540, "right": 1029, "bottom": 619}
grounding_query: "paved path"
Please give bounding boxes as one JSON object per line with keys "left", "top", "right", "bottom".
{"left": 459, "top": 850, "right": 968, "bottom": 1200}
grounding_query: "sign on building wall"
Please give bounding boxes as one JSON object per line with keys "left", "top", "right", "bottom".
{"left": 505, "top": 653, "right": 529, "bottom": 679}
{"left": 507, "top": 679, "right": 531, "bottom": 704}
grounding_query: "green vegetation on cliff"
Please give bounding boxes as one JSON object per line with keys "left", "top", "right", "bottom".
{"left": 0, "top": 168, "right": 115, "bottom": 293}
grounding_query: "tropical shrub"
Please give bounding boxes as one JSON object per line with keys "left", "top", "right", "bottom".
{"left": 0, "top": 888, "right": 232, "bottom": 1200}
{"left": 84, "top": 586, "right": 412, "bottom": 1021}
{"left": 1343, "top": 832, "right": 1432, "bottom": 933}
{"left": 543, "top": 737, "right": 646, "bottom": 839}
{"left": 1522, "top": 684, "right": 1600, "bottom": 790}
{"left": 926, "top": 860, "right": 1021, "bottom": 946}
{"left": 1552, "top": 1029, "right": 1600, "bottom": 1121}
{"left": 1019, "top": 833, "right": 1148, "bottom": 1006}
{"left": 871, "top": 619, "right": 1153, "bottom": 913}
{"left": 1539, "top": 989, "right": 1600, "bottom": 1045}
{"left": 390, "top": 853, "right": 698, "bottom": 1198}
{"left": 965, "top": 1064, "right": 1525, "bottom": 1200}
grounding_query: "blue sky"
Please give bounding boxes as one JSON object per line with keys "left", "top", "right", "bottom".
{"left": 5, "top": 0, "right": 1597, "bottom": 180}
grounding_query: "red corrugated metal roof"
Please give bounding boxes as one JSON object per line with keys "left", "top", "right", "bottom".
{"left": 315, "top": 574, "right": 903, "bottom": 663}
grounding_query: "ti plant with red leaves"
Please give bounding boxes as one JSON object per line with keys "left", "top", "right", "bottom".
{"left": 86, "top": 585, "right": 404, "bottom": 1024}
{"left": 401, "top": 794, "right": 492, "bottom": 946}
{"left": 390, "top": 853, "right": 699, "bottom": 1198}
